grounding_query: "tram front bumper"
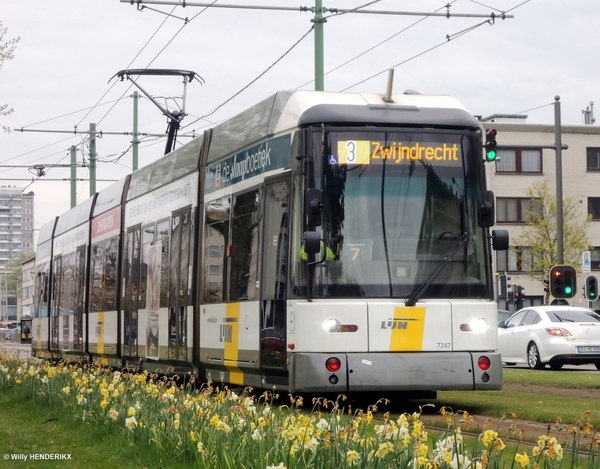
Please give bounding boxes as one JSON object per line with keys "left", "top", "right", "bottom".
{"left": 289, "top": 351, "right": 502, "bottom": 393}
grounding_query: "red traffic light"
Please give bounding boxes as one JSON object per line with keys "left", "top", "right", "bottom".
{"left": 549, "top": 265, "right": 576, "bottom": 298}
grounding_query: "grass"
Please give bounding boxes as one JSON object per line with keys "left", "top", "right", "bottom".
{"left": 0, "top": 393, "right": 144, "bottom": 469}
{"left": 502, "top": 367, "right": 600, "bottom": 388}
{"left": 429, "top": 368, "right": 600, "bottom": 428}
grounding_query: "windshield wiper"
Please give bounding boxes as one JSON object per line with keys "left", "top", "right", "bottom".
{"left": 405, "top": 232, "right": 471, "bottom": 307}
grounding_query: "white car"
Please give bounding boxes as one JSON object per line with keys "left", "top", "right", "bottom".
{"left": 498, "top": 305, "right": 600, "bottom": 370}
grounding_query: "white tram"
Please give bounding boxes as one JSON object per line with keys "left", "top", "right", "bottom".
{"left": 33, "top": 90, "right": 508, "bottom": 395}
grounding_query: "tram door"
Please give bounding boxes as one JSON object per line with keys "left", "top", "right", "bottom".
{"left": 260, "top": 178, "right": 290, "bottom": 372}
{"left": 169, "top": 208, "right": 191, "bottom": 361}
{"left": 123, "top": 226, "right": 141, "bottom": 358}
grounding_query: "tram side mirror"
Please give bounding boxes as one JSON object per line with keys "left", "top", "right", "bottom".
{"left": 303, "top": 231, "right": 321, "bottom": 255}
{"left": 491, "top": 229, "right": 509, "bottom": 251}
{"left": 477, "top": 190, "right": 495, "bottom": 228}
{"left": 305, "top": 188, "right": 323, "bottom": 227}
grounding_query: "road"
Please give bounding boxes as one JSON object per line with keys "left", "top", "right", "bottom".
{"left": 0, "top": 341, "right": 33, "bottom": 360}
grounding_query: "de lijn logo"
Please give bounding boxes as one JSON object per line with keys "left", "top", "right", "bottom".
{"left": 380, "top": 317, "right": 418, "bottom": 330}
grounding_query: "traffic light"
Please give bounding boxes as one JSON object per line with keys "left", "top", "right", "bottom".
{"left": 484, "top": 129, "right": 498, "bottom": 162}
{"left": 514, "top": 285, "right": 524, "bottom": 302}
{"left": 585, "top": 275, "right": 598, "bottom": 301}
{"left": 549, "top": 265, "right": 577, "bottom": 298}
{"left": 498, "top": 272, "right": 510, "bottom": 300}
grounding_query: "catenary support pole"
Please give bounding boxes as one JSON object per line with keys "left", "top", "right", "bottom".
{"left": 132, "top": 91, "right": 139, "bottom": 171}
{"left": 89, "top": 123, "right": 97, "bottom": 197}
{"left": 313, "top": 0, "right": 325, "bottom": 91}
{"left": 70, "top": 146, "right": 76, "bottom": 208}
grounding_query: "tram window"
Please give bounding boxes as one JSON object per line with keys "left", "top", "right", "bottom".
{"left": 204, "top": 197, "right": 230, "bottom": 303}
{"left": 262, "top": 179, "right": 289, "bottom": 300}
{"left": 90, "top": 244, "right": 103, "bottom": 313}
{"left": 34, "top": 262, "right": 50, "bottom": 317}
{"left": 230, "top": 189, "right": 260, "bottom": 301}
{"left": 103, "top": 237, "right": 118, "bottom": 311}
{"left": 140, "top": 224, "right": 155, "bottom": 310}
{"left": 157, "top": 220, "right": 170, "bottom": 308}
{"left": 51, "top": 256, "right": 62, "bottom": 317}
{"left": 59, "top": 253, "right": 75, "bottom": 316}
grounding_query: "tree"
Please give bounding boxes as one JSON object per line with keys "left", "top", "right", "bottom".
{"left": 512, "top": 181, "right": 590, "bottom": 294}
{"left": 4, "top": 250, "right": 35, "bottom": 292}
{"left": 0, "top": 21, "right": 19, "bottom": 132}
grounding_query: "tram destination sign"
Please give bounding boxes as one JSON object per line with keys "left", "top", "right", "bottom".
{"left": 206, "top": 134, "right": 291, "bottom": 193}
{"left": 333, "top": 140, "right": 460, "bottom": 165}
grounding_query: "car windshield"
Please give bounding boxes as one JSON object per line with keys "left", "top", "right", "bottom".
{"left": 547, "top": 310, "right": 600, "bottom": 323}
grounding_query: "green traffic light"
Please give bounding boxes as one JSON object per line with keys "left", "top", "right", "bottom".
{"left": 565, "top": 286, "right": 573, "bottom": 295}
{"left": 486, "top": 149, "right": 497, "bottom": 162}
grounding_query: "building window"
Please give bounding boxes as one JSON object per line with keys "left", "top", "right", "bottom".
{"left": 590, "top": 247, "right": 600, "bottom": 270}
{"left": 497, "top": 246, "right": 536, "bottom": 273}
{"left": 589, "top": 198, "right": 600, "bottom": 220}
{"left": 587, "top": 148, "right": 600, "bottom": 171}
{"left": 496, "top": 148, "right": 542, "bottom": 173}
{"left": 496, "top": 197, "right": 535, "bottom": 223}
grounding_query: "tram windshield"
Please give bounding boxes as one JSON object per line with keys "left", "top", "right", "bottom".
{"left": 294, "top": 129, "right": 490, "bottom": 299}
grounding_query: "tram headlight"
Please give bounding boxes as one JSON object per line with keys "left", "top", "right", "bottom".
{"left": 460, "top": 318, "right": 488, "bottom": 333}
{"left": 322, "top": 318, "right": 358, "bottom": 333}
{"left": 322, "top": 318, "right": 340, "bottom": 333}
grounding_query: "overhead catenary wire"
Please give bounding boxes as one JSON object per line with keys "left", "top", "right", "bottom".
{"left": 181, "top": 25, "right": 315, "bottom": 128}
{"left": 4, "top": 1, "right": 210, "bottom": 185}
{"left": 295, "top": 0, "right": 459, "bottom": 90}
{"left": 340, "top": 0, "right": 531, "bottom": 93}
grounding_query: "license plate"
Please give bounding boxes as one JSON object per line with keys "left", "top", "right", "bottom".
{"left": 577, "top": 346, "right": 600, "bottom": 353}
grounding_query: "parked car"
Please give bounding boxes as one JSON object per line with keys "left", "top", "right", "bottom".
{"left": 497, "top": 309, "right": 513, "bottom": 326}
{"left": 498, "top": 306, "right": 600, "bottom": 370}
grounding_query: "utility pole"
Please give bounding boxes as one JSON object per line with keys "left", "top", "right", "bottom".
{"left": 132, "top": 91, "right": 139, "bottom": 171}
{"left": 89, "top": 123, "right": 97, "bottom": 196}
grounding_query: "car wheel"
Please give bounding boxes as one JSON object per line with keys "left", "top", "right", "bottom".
{"left": 527, "top": 343, "right": 544, "bottom": 370}
{"left": 549, "top": 362, "right": 563, "bottom": 370}
{"left": 595, "top": 362, "right": 600, "bottom": 371}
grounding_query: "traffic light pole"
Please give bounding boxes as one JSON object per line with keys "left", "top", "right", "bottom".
{"left": 554, "top": 96, "right": 564, "bottom": 264}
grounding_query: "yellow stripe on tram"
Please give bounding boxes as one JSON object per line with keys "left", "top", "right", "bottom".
{"left": 98, "top": 312, "right": 108, "bottom": 365}
{"left": 224, "top": 303, "right": 244, "bottom": 385}
{"left": 389, "top": 306, "right": 426, "bottom": 351}
{"left": 36, "top": 321, "right": 42, "bottom": 350}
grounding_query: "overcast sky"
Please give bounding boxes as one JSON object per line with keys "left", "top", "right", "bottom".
{"left": 1, "top": 0, "right": 599, "bottom": 238}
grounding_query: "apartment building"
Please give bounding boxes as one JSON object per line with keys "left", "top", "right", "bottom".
{"left": 21, "top": 256, "right": 35, "bottom": 320}
{"left": 482, "top": 115, "right": 600, "bottom": 312}
{"left": 0, "top": 186, "right": 35, "bottom": 272}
